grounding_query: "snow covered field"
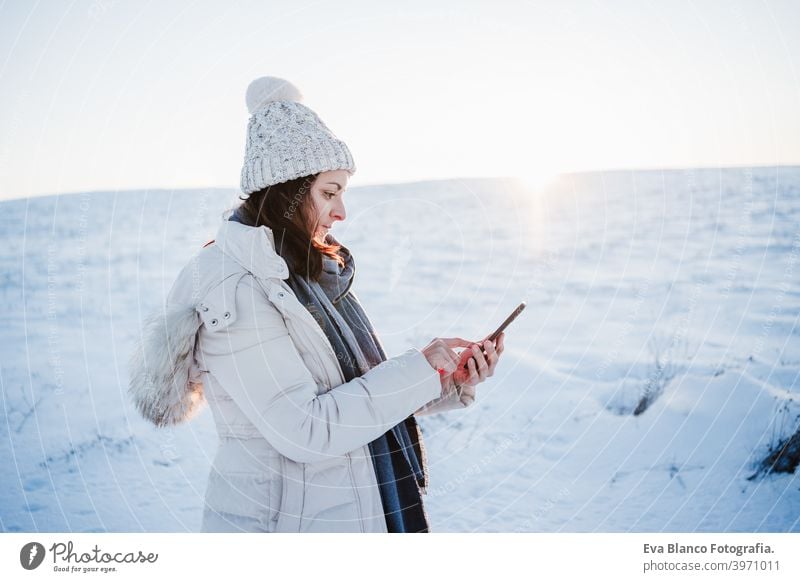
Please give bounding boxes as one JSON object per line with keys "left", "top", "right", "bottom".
{"left": 1, "top": 166, "right": 798, "bottom": 532}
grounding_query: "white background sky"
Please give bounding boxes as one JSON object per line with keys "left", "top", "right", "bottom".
{"left": 0, "top": 0, "right": 798, "bottom": 201}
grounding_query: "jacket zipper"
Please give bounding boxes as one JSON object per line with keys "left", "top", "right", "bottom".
{"left": 270, "top": 281, "right": 340, "bottom": 360}
{"left": 273, "top": 283, "right": 347, "bottom": 387}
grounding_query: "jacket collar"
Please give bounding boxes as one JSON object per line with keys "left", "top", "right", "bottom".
{"left": 214, "top": 220, "right": 290, "bottom": 280}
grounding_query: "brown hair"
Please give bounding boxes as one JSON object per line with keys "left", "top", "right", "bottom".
{"left": 235, "top": 174, "right": 345, "bottom": 281}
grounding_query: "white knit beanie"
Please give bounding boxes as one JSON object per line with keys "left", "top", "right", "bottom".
{"left": 239, "top": 76, "right": 356, "bottom": 195}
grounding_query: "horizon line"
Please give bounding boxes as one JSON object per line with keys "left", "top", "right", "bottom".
{"left": 5, "top": 161, "right": 799, "bottom": 203}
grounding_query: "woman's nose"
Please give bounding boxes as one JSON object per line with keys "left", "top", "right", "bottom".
{"left": 331, "top": 201, "right": 346, "bottom": 222}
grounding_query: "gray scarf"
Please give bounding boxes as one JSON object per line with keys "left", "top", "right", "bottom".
{"left": 289, "top": 238, "right": 382, "bottom": 378}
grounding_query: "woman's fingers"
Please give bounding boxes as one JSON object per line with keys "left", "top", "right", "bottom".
{"left": 422, "top": 338, "right": 461, "bottom": 374}
{"left": 477, "top": 333, "right": 504, "bottom": 378}
{"left": 467, "top": 357, "right": 480, "bottom": 384}
{"left": 435, "top": 339, "right": 460, "bottom": 373}
{"left": 431, "top": 333, "right": 506, "bottom": 383}
{"left": 483, "top": 339, "right": 497, "bottom": 376}
{"left": 440, "top": 337, "right": 474, "bottom": 349}
{"left": 470, "top": 343, "right": 489, "bottom": 381}
{"left": 449, "top": 332, "right": 507, "bottom": 387}
{"left": 434, "top": 349, "right": 456, "bottom": 374}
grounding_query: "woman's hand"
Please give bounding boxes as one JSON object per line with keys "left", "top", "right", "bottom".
{"left": 451, "top": 332, "right": 505, "bottom": 388}
{"left": 421, "top": 337, "right": 474, "bottom": 377}
{"left": 423, "top": 333, "right": 505, "bottom": 402}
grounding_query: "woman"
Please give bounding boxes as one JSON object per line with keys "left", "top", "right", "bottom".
{"left": 129, "top": 76, "right": 505, "bottom": 533}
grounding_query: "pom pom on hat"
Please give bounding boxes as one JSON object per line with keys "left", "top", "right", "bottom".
{"left": 245, "top": 76, "right": 304, "bottom": 115}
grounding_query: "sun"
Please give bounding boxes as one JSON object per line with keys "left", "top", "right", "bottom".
{"left": 515, "top": 169, "right": 560, "bottom": 193}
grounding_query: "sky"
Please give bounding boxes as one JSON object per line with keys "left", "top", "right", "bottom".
{"left": 0, "top": 0, "right": 798, "bottom": 201}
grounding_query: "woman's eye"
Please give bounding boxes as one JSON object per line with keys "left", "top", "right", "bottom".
{"left": 325, "top": 192, "right": 335, "bottom": 199}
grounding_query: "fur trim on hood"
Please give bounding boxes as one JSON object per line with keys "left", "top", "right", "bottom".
{"left": 128, "top": 303, "right": 206, "bottom": 427}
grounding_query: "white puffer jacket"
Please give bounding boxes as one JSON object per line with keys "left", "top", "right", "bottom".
{"left": 129, "top": 220, "right": 476, "bottom": 532}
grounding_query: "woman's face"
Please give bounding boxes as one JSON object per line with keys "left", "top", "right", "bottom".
{"left": 308, "top": 169, "right": 350, "bottom": 242}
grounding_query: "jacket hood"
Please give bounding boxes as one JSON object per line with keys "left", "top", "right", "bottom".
{"left": 128, "top": 303, "right": 207, "bottom": 427}
{"left": 216, "top": 220, "right": 290, "bottom": 280}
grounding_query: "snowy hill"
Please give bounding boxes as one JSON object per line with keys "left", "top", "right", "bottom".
{"left": 1, "top": 167, "right": 798, "bottom": 532}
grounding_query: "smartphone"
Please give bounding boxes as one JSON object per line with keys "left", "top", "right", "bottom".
{"left": 462, "top": 301, "right": 526, "bottom": 370}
